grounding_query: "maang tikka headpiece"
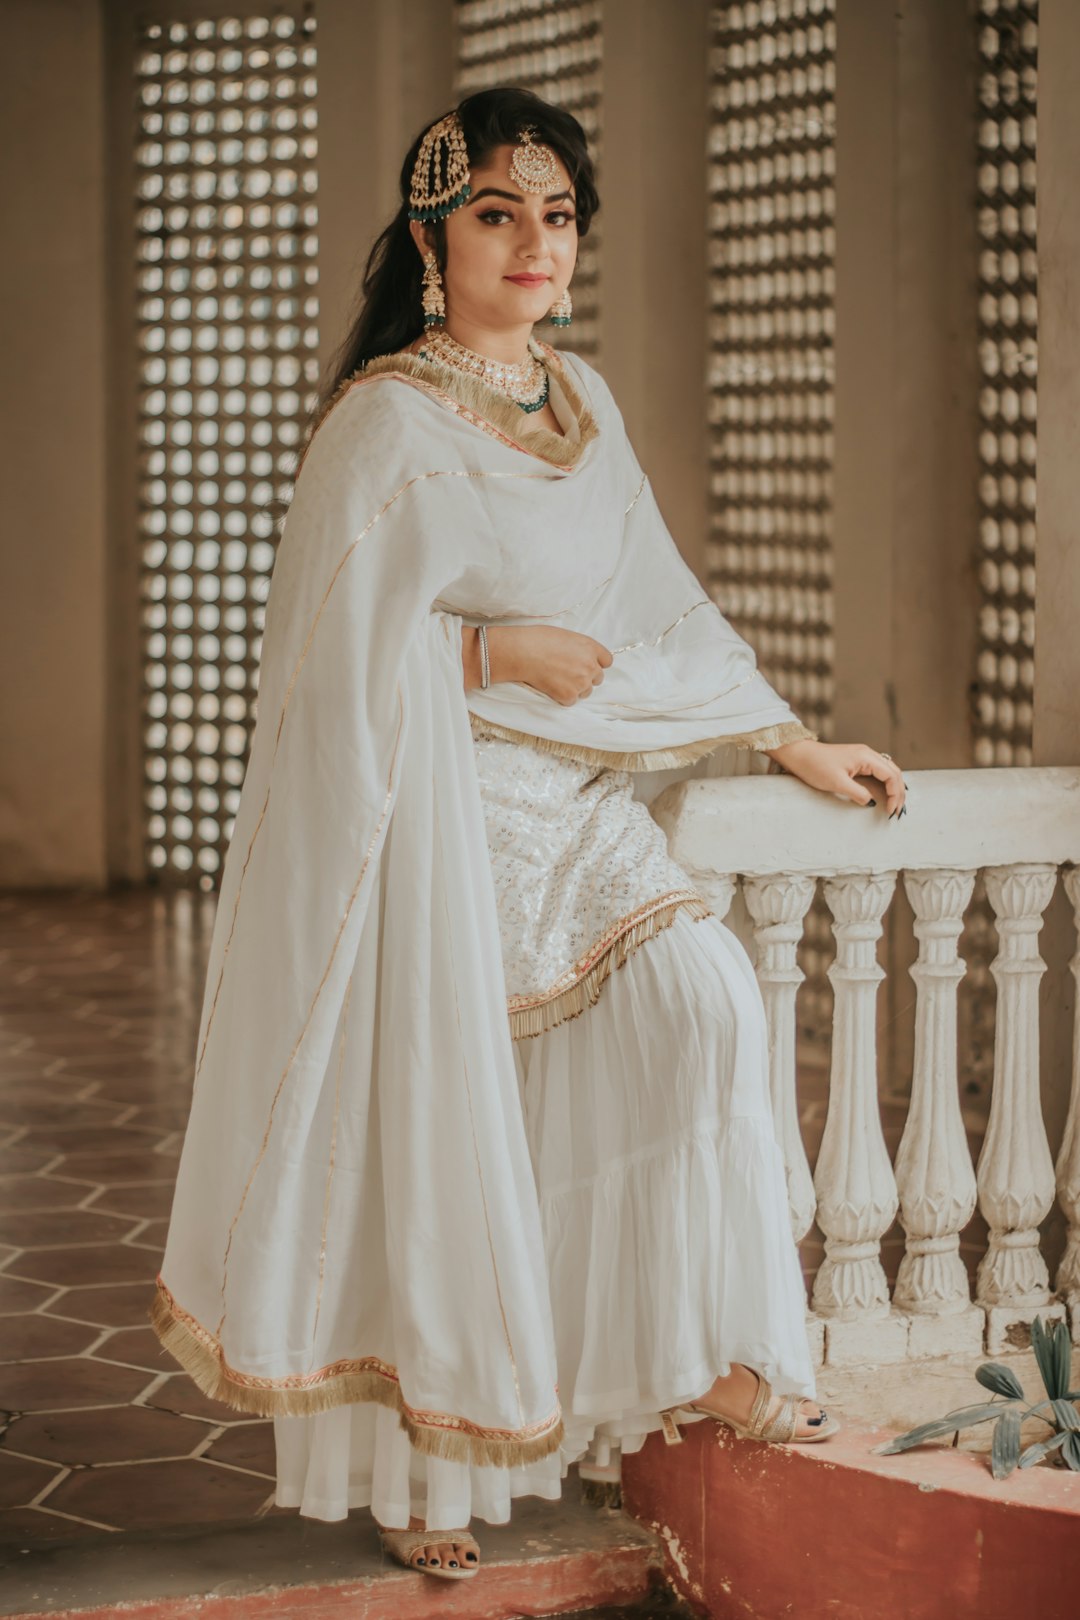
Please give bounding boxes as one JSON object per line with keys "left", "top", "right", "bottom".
{"left": 508, "top": 125, "right": 562, "bottom": 194}
{"left": 408, "top": 111, "right": 472, "bottom": 222}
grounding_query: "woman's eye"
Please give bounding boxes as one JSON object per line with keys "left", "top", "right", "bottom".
{"left": 478, "top": 209, "right": 512, "bottom": 224}
{"left": 547, "top": 211, "right": 576, "bottom": 227}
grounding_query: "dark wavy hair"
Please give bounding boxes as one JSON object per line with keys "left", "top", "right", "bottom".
{"left": 318, "top": 87, "right": 600, "bottom": 409}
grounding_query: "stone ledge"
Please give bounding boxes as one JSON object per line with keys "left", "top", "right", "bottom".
{"left": 0, "top": 1495, "right": 663, "bottom": 1620}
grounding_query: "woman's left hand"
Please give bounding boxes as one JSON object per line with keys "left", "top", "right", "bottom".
{"left": 765, "top": 739, "right": 907, "bottom": 817}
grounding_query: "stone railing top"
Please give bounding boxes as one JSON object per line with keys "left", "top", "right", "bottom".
{"left": 650, "top": 765, "right": 1080, "bottom": 878}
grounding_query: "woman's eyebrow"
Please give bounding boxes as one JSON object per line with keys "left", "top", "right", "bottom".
{"left": 469, "top": 186, "right": 576, "bottom": 205}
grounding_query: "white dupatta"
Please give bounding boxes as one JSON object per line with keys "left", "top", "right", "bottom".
{"left": 151, "top": 343, "right": 814, "bottom": 1466}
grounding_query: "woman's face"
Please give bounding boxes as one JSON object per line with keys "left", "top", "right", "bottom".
{"left": 411, "top": 142, "right": 578, "bottom": 332}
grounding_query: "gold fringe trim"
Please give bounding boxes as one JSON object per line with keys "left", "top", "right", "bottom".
{"left": 468, "top": 715, "right": 818, "bottom": 773}
{"left": 310, "top": 343, "right": 599, "bottom": 472}
{"left": 508, "top": 893, "right": 714, "bottom": 1041}
{"left": 149, "top": 1281, "right": 564, "bottom": 1467}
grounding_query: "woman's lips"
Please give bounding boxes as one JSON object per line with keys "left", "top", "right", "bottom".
{"left": 504, "top": 274, "right": 550, "bottom": 286}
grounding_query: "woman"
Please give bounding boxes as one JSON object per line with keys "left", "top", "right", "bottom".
{"left": 150, "top": 88, "right": 906, "bottom": 1582}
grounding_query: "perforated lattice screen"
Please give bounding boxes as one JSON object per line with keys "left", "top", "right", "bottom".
{"left": 454, "top": 0, "right": 603, "bottom": 362}
{"left": 134, "top": 12, "right": 318, "bottom": 887}
{"left": 972, "top": 0, "right": 1037, "bottom": 769}
{"left": 705, "top": 0, "right": 836, "bottom": 748}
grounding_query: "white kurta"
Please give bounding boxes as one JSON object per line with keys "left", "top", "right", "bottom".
{"left": 272, "top": 726, "right": 817, "bottom": 1526}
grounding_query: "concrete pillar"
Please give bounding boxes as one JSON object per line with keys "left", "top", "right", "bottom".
{"left": 596, "top": 0, "right": 710, "bottom": 581}
{"left": 833, "top": 0, "right": 978, "bottom": 772}
{"left": 0, "top": 0, "right": 109, "bottom": 886}
{"left": 1033, "top": 0, "right": 1080, "bottom": 770}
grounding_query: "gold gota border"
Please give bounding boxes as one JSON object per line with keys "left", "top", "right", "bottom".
{"left": 149, "top": 1279, "right": 564, "bottom": 1467}
{"left": 610, "top": 598, "right": 713, "bottom": 655}
{"left": 508, "top": 891, "right": 715, "bottom": 1042}
{"left": 193, "top": 464, "right": 560, "bottom": 1097}
{"left": 624, "top": 471, "right": 647, "bottom": 515}
{"left": 466, "top": 715, "right": 818, "bottom": 773}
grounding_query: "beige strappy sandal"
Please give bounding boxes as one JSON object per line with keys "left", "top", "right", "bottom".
{"left": 663, "top": 1367, "right": 841, "bottom": 1445}
{"left": 378, "top": 1524, "right": 480, "bottom": 1580}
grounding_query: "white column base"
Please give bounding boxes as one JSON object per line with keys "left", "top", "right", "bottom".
{"left": 822, "top": 1311, "right": 911, "bottom": 1366}
{"left": 984, "top": 1298, "right": 1068, "bottom": 1356}
{"left": 903, "top": 1304, "right": 986, "bottom": 1359}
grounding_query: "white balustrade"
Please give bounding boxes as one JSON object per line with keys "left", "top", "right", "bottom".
{"left": 894, "top": 868, "right": 984, "bottom": 1356}
{"left": 813, "top": 871, "right": 908, "bottom": 1363}
{"left": 976, "top": 865, "right": 1062, "bottom": 1351}
{"left": 651, "top": 766, "right": 1080, "bottom": 1361}
{"left": 742, "top": 874, "right": 817, "bottom": 1242}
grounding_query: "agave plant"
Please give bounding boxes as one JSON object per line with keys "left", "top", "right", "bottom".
{"left": 874, "top": 1315, "right": 1080, "bottom": 1480}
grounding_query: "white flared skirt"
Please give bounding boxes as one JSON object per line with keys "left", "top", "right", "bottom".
{"left": 273, "top": 904, "right": 817, "bottom": 1527}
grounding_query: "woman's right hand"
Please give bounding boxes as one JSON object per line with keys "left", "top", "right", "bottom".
{"left": 488, "top": 624, "right": 614, "bottom": 706}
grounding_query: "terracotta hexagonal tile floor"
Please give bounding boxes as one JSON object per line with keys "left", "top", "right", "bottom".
{"left": 0, "top": 892, "right": 278, "bottom": 1547}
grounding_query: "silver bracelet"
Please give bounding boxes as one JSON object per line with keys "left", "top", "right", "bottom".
{"left": 478, "top": 624, "right": 490, "bottom": 690}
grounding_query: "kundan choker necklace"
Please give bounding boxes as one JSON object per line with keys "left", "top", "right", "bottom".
{"left": 417, "top": 329, "right": 551, "bottom": 413}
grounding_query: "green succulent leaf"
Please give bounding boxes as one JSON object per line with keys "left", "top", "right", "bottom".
{"left": 1018, "top": 1430, "right": 1069, "bottom": 1469}
{"left": 1050, "top": 1398, "right": 1080, "bottom": 1432}
{"left": 875, "top": 1402, "right": 1015, "bottom": 1454}
{"left": 991, "top": 1408, "right": 1022, "bottom": 1480}
{"left": 1030, "top": 1315, "right": 1071, "bottom": 1401}
{"left": 975, "top": 1362, "right": 1026, "bottom": 1400}
{"left": 1053, "top": 1320, "right": 1073, "bottom": 1400}
{"left": 1064, "top": 1432, "right": 1080, "bottom": 1472}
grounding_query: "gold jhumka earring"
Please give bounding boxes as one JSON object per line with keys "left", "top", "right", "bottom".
{"left": 409, "top": 111, "right": 470, "bottom": 327}
{"left": 420, "top": 251, "right": 446, "bottom": 327}
{"left": 549, "top": 286, "right": 572, "bottom": 327}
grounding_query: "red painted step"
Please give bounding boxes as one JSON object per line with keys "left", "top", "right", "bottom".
{"left": 0, "top": 1496, "right": 663, "bottom": 1620}
{"left": 622, "top": 1415, "right": 1080, "bottom": 1620}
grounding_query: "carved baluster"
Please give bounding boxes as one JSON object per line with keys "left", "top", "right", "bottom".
{"left": 688, "top": 871, "right": 736, "bottom": 925}
{"left": 1053, "top": 866, "right": 1080, "bottom": 1343}
{"left": 976, "top": 864, "right": 1065, "bottom": 1352}
{"left": 893, "top": 869, "right": 983, "bottom": 1354}
{"left": 814, "top": 871, "right": 908, "bottom": 1363}
{"left": 742, "top": 874, "right": 818, "bottom": 1242}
